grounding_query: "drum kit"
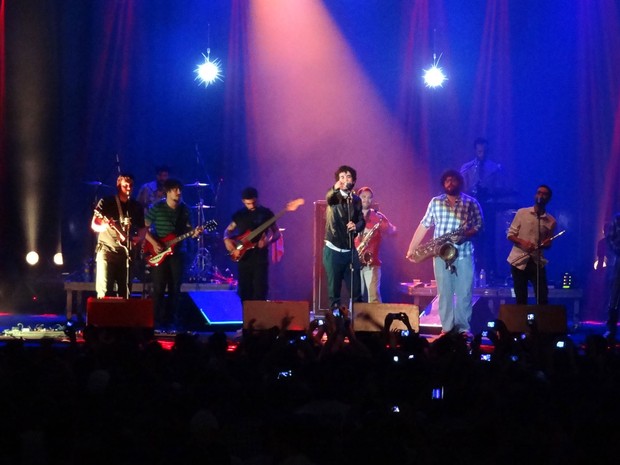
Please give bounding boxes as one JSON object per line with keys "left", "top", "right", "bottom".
{"left": 184, "top": 181, "right": 219, "bottom": 282}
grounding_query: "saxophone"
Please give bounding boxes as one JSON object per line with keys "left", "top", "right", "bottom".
{"left": 357, "top": 218, "right": 383, "bottom": 266}
{"left": 410, "top": 225, "right": 467, "bottom": 263}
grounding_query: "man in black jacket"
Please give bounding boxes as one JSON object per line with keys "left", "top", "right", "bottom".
{"left": 323, "top": 165, "right": 365, "bottom": 311}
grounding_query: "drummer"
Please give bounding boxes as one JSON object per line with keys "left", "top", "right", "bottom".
{"left": 137, "top": 165, "right": 170, "bottom": 212}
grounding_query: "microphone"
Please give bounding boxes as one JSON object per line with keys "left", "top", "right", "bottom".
{"left": 536, "top": 196, "right": 546, "bottom": 216}
{"left": 345, "top": 182, "right": 354, "bottom": 191}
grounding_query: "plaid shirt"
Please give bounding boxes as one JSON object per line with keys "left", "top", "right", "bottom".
{"left": 421, "top": 193, "right": 483, "bottom": 258}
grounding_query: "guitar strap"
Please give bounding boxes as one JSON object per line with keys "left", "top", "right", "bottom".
{"left": 114, "top": 195, "right": 130, "bottom": 253}
{"left": 174, "top": 204, "right": 188, "bottom": 235}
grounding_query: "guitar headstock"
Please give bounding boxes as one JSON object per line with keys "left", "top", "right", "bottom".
{"left": 203, "top": 219, "right": 218, "bottom": 232}
{"left": 93, "top": 210, "right": 111, "bottom": 224}
{"left": 286, "top": 198, "right": 305, "bottom": 212}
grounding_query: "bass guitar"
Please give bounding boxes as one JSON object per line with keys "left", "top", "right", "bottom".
{"left": 227, "top": 198, "right": 304, "bottom": 262}
{"left": 143, "top": 220, "right": 218, "bottom": 267}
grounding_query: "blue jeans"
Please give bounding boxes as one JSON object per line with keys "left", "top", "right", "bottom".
{"left": 433, "top": 255, "right": 474, "bottom": 333}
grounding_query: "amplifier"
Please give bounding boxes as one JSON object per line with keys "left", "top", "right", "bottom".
{"left": 86, "top": 297, "right": 154, "bottom": 328}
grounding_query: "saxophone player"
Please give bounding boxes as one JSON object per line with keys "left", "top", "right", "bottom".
{"left": 354, "top": 187, "right": 397, "bottom": 303}
{"left": 406, "top": 170, "right": 483, "bottom": 340}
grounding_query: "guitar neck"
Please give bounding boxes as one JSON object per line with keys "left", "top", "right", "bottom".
{"left": 165, "top": 230, "right": 194, "bottom": 248}
{"left": 163, "top": 221, "right": 217, "bottom": 248}
{"left": 245, "top": 209, "right": 287, "bottom": 243}
{"left": 94, "top": 211, "right": 126, "bottom": 242}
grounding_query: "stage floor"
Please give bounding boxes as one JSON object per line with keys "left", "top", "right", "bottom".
{"left": 0, "top": 310, "right": 611, "bottom": 351}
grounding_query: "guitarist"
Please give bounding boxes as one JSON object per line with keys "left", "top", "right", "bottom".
{"left": 91, "top": 174, "right": 146, "bottom": 299}
{"left": 223, "top": 187, "right": 281, "bottom": 301}
{"left": 144, "top": 179, "right": 202, "bottom": 329}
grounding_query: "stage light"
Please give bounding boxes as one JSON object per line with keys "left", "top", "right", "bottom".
{"left": 423, "top": 29, "right": 447, "bottom": 88}
{"left": 53, "top": 252, "right": 64, "bottom": 266}
{"left": 26, "top": 251, "right": 39, "bottom": 266}
{"left": 195, "top": 50, "right": 223, "bottom": 87}
{"left": 423, "top": 63, "right": 447, "bottom": 88}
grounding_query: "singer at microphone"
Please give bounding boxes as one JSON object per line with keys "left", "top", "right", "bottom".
{"left": 535, "top": 194, "right": 547, "bottom": 216}
{"left": 323, "top": 165, "right": 365, "bottom": 311}
{"left": 90, "top": 173, "right": 147, "bottom": 299}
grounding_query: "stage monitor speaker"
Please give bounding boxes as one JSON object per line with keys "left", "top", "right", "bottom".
{"left": 86, "top": 297, "right": 154, "bottom": 328}
{"left": 243, "top": 300, "right": 310, "bottom": 331}
{"left": 498, "top": 304, "right": 567, "bottom": 334}
{"left": 353, "top": 303, "right": 420, "bottom": 333}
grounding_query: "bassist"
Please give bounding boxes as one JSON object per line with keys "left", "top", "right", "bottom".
{"left": 224, "top": 187, "right": 281, "bottom": 301}
{"left": 145, "top": 179, "right": 202, "bottom": 329}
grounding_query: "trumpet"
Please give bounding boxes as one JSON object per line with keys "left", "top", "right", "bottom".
{"left": 409, "top": 226, "right": 466, "bottom": 263}
{"left": 357, "top": 218, "right": 383, "bottom": 266}
{"left": 509, "top": 230, "right": 565, "bottom": 266}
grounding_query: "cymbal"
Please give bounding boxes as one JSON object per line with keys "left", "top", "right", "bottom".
{"left": 83, "top": 181, "right": 111, "bottom": 187}
{"left": 184, "top": 182, "right": 209, "bottom": 188}
{"left": 191, "top": 204, "right": 216, "bottom": 209}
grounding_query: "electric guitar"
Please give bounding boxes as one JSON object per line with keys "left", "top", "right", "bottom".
{"left": 227, "top": 198, "right": 304, "bottom": 262}
{"left": 143, "top": 220, "right": 218, "bottom": 267}
{"left": 93, "top": 210, "right": 128, "bottom": 244}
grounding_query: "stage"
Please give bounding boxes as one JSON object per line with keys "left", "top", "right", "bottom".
{"left": 63, "top": 281, "right": 242, "bottom": 326}
{"left": 0, "top": 279, "right": 604, "bottom": 349}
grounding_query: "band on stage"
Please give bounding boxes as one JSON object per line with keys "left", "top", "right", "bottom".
{"left": 86, "top": 142, "right": 618, "bottom": 340}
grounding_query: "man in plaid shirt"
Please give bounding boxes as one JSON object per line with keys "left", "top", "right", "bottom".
{"left": 605, "top": 212, "right": 620, "bottom": 341}
{"left": 406, "top": 169, "right": 484, "bottom": 338}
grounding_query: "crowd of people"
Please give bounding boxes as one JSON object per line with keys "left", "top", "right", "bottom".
{"left": 1, "top": 315, "right": 619, "bottom": 465}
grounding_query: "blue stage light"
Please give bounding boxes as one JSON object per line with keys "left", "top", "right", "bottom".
{"left": 423, "top": 63, "right": 447, "bottom": 88}
{"left": 194, "top": 49, "right": 223, "bottom": 87}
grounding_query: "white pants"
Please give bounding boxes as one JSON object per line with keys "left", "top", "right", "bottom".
{"left": 360, "top": 265, "right": 382, "bottom": 303}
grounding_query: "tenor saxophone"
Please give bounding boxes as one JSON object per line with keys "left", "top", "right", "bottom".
{"left": 357, "top": 218, "right": 383, "bottom": 266}
{"left": 410, "top": 225, "right": 466, "bottom": 263}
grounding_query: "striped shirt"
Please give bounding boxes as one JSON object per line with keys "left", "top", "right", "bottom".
{"left": 146, "top": 199, "right": 192, "bottom": 246}
{"left": 421, "top": 193, "right": 484, "bottom": 258}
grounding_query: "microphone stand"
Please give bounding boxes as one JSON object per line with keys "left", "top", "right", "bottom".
{"left": 347, "top": 191, "right": 355, "bottom": 324}
{"left": 535, "top": 202, "right": 545, "bottom": 305}
{"left": 124, "top": 216, "right": 132, "bottom": 300}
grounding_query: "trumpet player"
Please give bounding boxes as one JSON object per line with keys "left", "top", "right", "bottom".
{"left": 506, "top": 185, "right": 557, "bottom": 305}
{"left": 406, "top": 170, "right": 483, "bottom": 339}
{"left": 354, "top": 187, "right": 397, "bottom": 303}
